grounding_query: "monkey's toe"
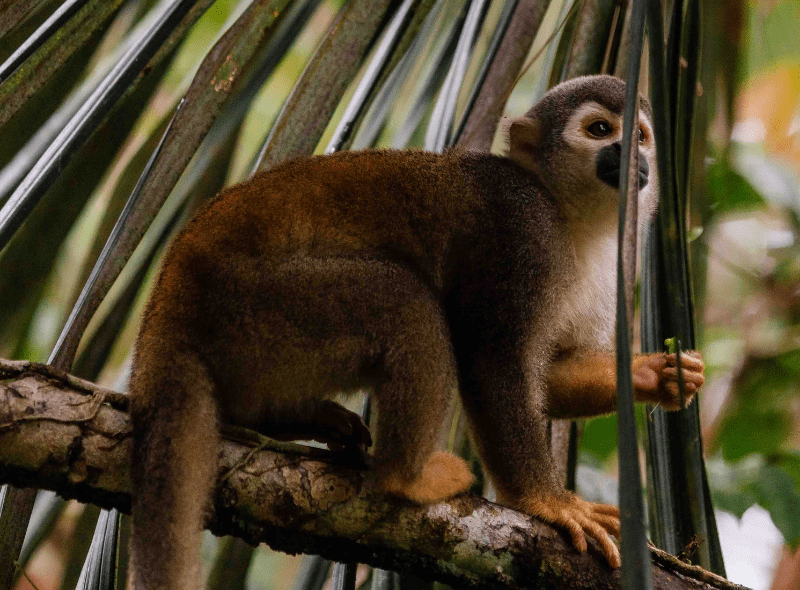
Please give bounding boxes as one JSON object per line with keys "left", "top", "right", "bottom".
{"left": 516, "top": 493, "right": 621, "bottom": 568}
{"left": 375, "top": 451, "right": 474, "bottom": 504}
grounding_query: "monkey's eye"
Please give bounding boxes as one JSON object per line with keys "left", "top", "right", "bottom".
{"left": 638, "top": 127, "right": 646, "bottom": 144}
{"left": 587, "top": 120, "right": 613, "bottom": 138}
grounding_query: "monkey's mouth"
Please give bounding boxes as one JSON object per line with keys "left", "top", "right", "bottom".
{"left": 595, "top": 142, "right": 649, "bottom": 190}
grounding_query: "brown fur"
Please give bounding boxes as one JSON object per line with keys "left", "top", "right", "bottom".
{"left": 128, "top": 75, "right": 703, "bottom": 588}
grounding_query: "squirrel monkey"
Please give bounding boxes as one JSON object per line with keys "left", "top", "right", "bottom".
{"left": 128, "top": 75, "right": 705, "bottom": 588}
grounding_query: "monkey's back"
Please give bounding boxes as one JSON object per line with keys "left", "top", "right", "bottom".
{"left": 132, "top": 149, "right": 568, "bottom": 423}
{"left": 173, "top": 150, "right": 475, "bottom": 284}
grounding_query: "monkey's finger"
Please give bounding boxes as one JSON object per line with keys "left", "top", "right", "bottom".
{"left": 606, "top": 546, "right": 622, "bottom": 569}
{"left": 632, "top": 372, "right": 659, "bottom": 396}
{"left": 580, "top": 500, "right": 620, "bottom": 536}
{"left": 664, "top": 381, "right": 699, "bottom": 397}
{"left": 662, "top": 367, "right": 705, "bottom": 386}
{"left": 664, "top": 383, "right": 700, "bottom": 401}
{"left": 664, "top": 380, "right": 697, "bottom": 396}
{"left": 664, "top": 352, "right": 704, "bottom": 371}
{"left": 596, "top": 533, "right": 621, "bottom": 568}
{"left": 664, "top": 350, "right": 703, "bottom": 361}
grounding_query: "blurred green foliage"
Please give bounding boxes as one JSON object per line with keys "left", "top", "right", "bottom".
{"left": 716, "top": 351, "right": 800, "bottom": 462}
{"left": 706, "top": 158, "right": 765, "bottom": 215}
{"left": 709, "top": 455, "right": 800, "bottom": 547}
{"left": 742, "top": 1, "right": 800, "bottom": 78}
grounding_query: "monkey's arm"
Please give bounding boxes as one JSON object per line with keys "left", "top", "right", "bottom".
{"left": 544, "top": 350, "right": 705, "bottom": 419}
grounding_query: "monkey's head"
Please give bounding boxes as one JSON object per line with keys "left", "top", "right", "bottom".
{"left": 507, "top": 75, "right": 658, "bottom": 222}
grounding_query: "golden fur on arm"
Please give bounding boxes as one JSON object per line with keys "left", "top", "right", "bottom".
{"left": 545, "top": 350, "right": 705, "bottom": 419}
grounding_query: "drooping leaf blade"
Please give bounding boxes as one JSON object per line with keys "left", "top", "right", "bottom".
{"left": 325, "top": 0, "right": 418, "bottom": 154}
{"left": 0, "top": 0, "right": 91, "bottom": 84}
{"left": 0, "top": 486, "right": 37, "bottom": 590}
{"left": 391, "top": 9, "right": 461, "bottom": 149}
{"left": 0, "top": 0, "right": 215, "bottom": 254}
{"left": 0, "top": 0, "right": 126, "bottom": 128}
{"left": 455, "top": 0, "right": 551, "bottom": 150}
{"left": 0, "top": 2, "right": 215, "bottom": 578}
{"left": 561, "top": 0, "right": 620, "bottom": 78}
{"left": 49, "top": 0, "right": 294, "bottom": 370}
{"left": 254, "top": 0, "right": 397, "bottom": 170}
{"left": 207, "top": 537, "right": 255, "bottom": 590}
{"left": 293, "top": 555, "right": 331, "bottom": 590}
{"left": 642, "top": 0, "right": 726, "bottom": 575}
{"left": 424, "top": 0, "right": 490, "bottom": 152}
{"left": 0, "top": 0, "right": 60, "bottom": 49}
{"left": 615, "top": 0, "right": 651, "bottom": 585}
{"left": 331, "top": 563, "right": 358, "bottom": 590}
{"left": 75, "top": 509, "right": 120, "bottom": 590}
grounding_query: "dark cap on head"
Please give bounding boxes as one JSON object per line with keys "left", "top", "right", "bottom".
{"left": 526, "top": 75, "right": 652, "bottom": 123}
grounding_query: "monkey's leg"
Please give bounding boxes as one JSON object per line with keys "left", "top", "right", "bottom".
{"left": 367, "top": 291, "right": 474, "bottom": 504}
{"left": 455, "top": 340, "right": 622, "bottom": 567}
{"left": 544, "top": 350, "right": 705, "bottom": 419}
{"left": 128, "top": 344, "right": 220, "bottom": 590}
{"left": 205, "top": 255, "right": 472, "bottom": 504}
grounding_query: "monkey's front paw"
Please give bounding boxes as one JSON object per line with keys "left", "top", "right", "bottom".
{"left": 632, "top": 351, "right": 704, "bottom": 410}
{"left": 375, "top": 451, "right": 475, "bottom": 504}
{"left": 516, "top": 493, "right": 621, "bottom": 568}
{"left": 311, "top": 400, "right": 373, "bottom": 451}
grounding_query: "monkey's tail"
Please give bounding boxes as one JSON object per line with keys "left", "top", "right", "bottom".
{"left": 127, "top": 344, "right": 220, "bottom": 590}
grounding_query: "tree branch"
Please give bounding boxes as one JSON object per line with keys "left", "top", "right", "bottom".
{"left": 0, "top": 359, "right": 747, "bottom": 590}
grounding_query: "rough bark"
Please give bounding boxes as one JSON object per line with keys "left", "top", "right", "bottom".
{"left": 0, "top": 359, "right": 748, "bottom": 590}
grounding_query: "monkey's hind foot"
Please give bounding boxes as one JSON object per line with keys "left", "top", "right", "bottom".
{"left": 375, "top": 451, "right": 475, "bottom": 504}
{"left": 516, "top": 493, "right": 621, "bottom": 568}
{"left": 310, "top": 400, "right": 373, "bottom": 453}
{"left": 263, "top": 400, "right": 372, "bottom": 457}
{"left": 633, "top": 350, "right": 705, "bottom": 410}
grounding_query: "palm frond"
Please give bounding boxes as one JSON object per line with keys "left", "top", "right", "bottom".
{"left": 642, "top": 0, "right": 725, "bottom": 575}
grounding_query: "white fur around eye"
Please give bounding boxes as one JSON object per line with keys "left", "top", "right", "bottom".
{"left": 562, "top": 103, "right": 620, "bottom": 147}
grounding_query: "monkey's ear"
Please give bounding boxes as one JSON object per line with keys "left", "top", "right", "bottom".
{"left": 507, "top": 116, "right": 542, "bottom": 172}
